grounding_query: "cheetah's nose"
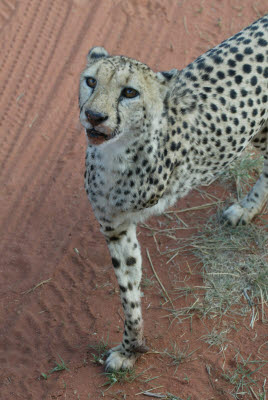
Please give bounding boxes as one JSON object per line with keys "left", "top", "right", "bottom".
{"left": 85, "top": 109, "right": 108, "bottom": 126}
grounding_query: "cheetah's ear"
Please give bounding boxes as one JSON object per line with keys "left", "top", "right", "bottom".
{"left": 156, "top": 68, "right": 179, "bottom": 83}
{"left": 87, "top": 46, "right": 109, "bottom": 64}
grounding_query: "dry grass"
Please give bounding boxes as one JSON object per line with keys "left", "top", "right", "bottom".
{"left": 193, "top": 215, "right": 268, "bottom": 321}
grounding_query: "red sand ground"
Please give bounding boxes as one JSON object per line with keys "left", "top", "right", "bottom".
{"left": 0, "top": 1, "right": 267, "bottom": 399}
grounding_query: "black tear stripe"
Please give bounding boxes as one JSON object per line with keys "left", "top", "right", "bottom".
{"left": 80, "top": 98, "right": 89, "bottom": 113}
{"left": 116, "top": 99, "right": 121, "bottom": 126}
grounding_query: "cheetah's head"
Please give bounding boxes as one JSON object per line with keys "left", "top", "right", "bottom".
{"left": 79, "top": 47, "right": 178, "bottom": 146}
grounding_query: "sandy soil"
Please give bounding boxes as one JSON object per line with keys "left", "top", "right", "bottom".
{"left": 0, "top": 1, "right": 267, "bottom": 399}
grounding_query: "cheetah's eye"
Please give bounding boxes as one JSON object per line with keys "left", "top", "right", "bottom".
{"left": 86, "top": 77, "right": 97, "bottom": 88}
{"left": 121, "top": 87, "right": 139, "bottom": 99}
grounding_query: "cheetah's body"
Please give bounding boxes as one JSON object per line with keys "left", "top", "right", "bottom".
{"left": 79, "top": 15, "right": 268, "bottom": 371}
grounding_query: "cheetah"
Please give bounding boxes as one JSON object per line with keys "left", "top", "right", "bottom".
{"left": 79, "top": 15, "right": 268, "bottom": 371}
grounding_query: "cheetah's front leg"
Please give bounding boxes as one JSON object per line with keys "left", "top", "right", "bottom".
{"left": 104, "top": 223, "right": 148, "bottom": 371}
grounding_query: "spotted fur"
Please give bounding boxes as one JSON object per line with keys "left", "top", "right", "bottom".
{"left": 79, "top": 16, "right": 268, "bottom": 371}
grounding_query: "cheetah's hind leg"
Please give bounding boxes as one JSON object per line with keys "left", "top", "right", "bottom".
{"left": 223, "top": 121, "right": 268, "bottom": 226}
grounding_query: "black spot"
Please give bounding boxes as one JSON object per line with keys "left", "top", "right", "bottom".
{"left": 244, "top": 47, "right": 253, "bottom": 55}
{"left": 126, "top": 257, "right": 136, "bottom": 266}
{"left": 230, "top": 89, "right": 237, "bottom": 99}
{"left": 128, "top": 283, "right": 133, "bottom": 290}
{"left": 110, "top": 236, "right": 120, "bottom": 241}
{"left": 228, "top": 59, "right": 236, "bottom": 67}
{"left": 119, "top": 285, "right": 127, "bottom": 293}
{"left": 210, "top": 123, "right": 216, "bottom": 132}
{"left": 258, "top": 38, "right": 267, "bottom": 46}
{"left": 216, "top": 86, "right": 224, "bottom": 94}
{"left": 203, "top": 87, "right": 212, "bottom": 93}
{"left": 233, "top": 118, "right": 239, "bottom": 126}
{"left": 242, "top": 64, "right": 252, "bottom": 73}
{"left": 230, "top": 106, "right": 237, "bottom": 113}
{"left": 255, "top": 86, "right": 261, "bottom": 95}
{"left": 112, "top": 258, "right": 120, "bottom": 268}
{"left": 256, "top": 53, "right": 264, "bottom": 62}
{"left": 165, "top": 158, "right": 171, "bottom": 168}
{"left": 235, "top": 75, "right": 243, "bottom": 84}
{"left": 217, "top": 71, "right": 225, "bottom": 79}
{"left": 256, "top": 66, "right": 263, "bottom": 75}
{"left": 197, "top": 61, "right": 206, "bottom": 70}
{"left": 230, "top": 46, "right": 238, "bottom": 53}
{"left": 213, "top": 56, "right": 223, "bottom": 64}
{"left": 250, "top": 76, "right": 257, "bottom": 86}
{"left": 235, "top": 53, "right": 244, "bottom": 62}
{"left": 241, "top": 89, "right": 248, "bottom": 97}
{"left": 228, "top": 69, "right": 236, "bottom": 77}
{"left": 169, "top": 116, "right": 176, "bottom": 125}
{"left": 202, "top": 74, "right": 210, "bottom": 81}
{"left": 205, "top": 67, "right": 214, "bottom": 76}
{"left": 170, "top": 142, "right": 176, "bottom": 151}
{"left": 200, "top": 92, "right": 207, "bottom": 100}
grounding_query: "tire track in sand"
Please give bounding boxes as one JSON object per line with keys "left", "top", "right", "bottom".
{"left": 0, "top": 0, "right": 70, "bottom": 169}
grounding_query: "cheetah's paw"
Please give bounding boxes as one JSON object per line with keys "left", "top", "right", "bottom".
{"left": 105, "top": 345, "right": 139, "bottom": 372}
{"left": 222, "top": 204, "right": 253, "bottom": 226}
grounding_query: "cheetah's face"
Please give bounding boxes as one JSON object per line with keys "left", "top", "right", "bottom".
{"left": 79, "top": 47, "right": 177, "bottom": 146}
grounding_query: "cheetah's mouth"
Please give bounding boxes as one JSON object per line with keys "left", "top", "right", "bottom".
{"left": 86, "top": 128, "right": 110, "bottom": 141}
